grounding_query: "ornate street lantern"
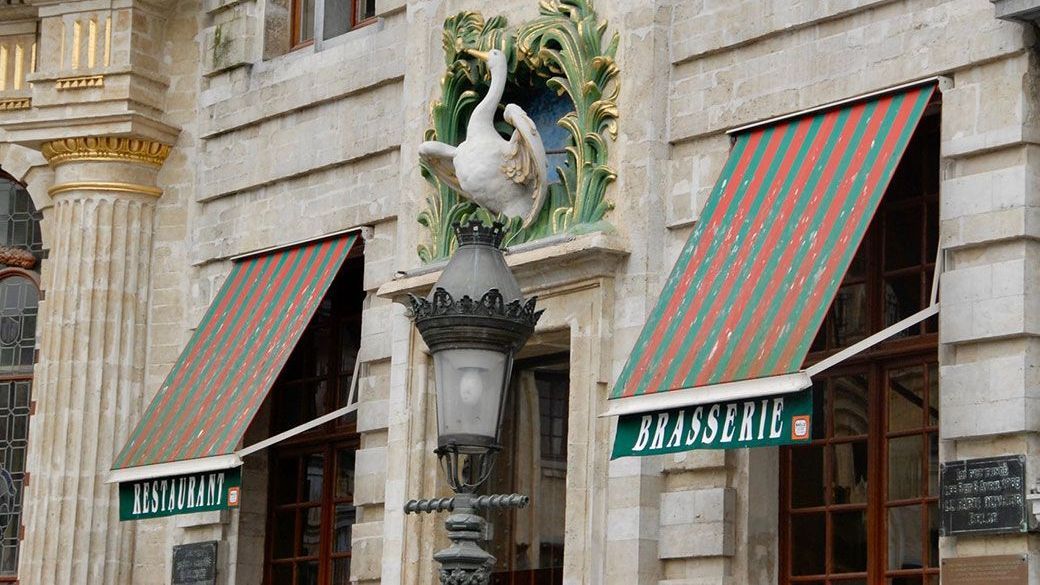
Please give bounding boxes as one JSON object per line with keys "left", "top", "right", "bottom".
{"left": 405, "top": 220, "right": 542, "bottom": 585}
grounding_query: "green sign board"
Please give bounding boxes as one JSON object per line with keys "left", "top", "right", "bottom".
{"left": 119, "top": 468, "right": 241, "bottom": 521}
{"left": 611, "top": 389, "right": 814, "bottom": 459}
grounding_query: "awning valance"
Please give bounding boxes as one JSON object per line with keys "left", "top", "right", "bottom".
{"left": 608, "top": 82, "right": 936, "bottom": 422}
{"left": 111, "top": 232, "right": 361, "bottom": 480}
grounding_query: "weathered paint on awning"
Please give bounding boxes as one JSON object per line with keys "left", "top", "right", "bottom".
{"left": 611, "top": 83, "right": 935, "bottom": 403}
{"left": 113, "top": 232, "right": 360, "bottom": 471}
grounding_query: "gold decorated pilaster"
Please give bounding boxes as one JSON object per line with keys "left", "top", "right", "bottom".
{"left": 20, "top": 133, "right": 171, "bottom": 585}
{"left": 40, "top": 136, "right": 172, "bottom": 168}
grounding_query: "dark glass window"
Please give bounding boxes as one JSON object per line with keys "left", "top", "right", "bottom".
{"left": 488, "top": 356, "right": 568, "bottom": 585}
{"left": 264, "top": 253, "right": 363, "bottom": 585}
{"left": 0, "top": 176, "right": 41, "bottom": 581}
{"left": 293, "top": 0, "right": 378, "bottom": 46}
{"left": 781, "top": 108, "right": 940, "bottom": 585}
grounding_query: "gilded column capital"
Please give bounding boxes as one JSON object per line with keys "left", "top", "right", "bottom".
{"left": 40, "top": 136, "right": 172, "bottom": 168}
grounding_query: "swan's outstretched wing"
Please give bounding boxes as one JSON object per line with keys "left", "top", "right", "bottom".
{"left": 502, "top": 104, "right": 548, "bottom": 228}
{"left": 418, "top": 141, "right": 464, "bottom": 194}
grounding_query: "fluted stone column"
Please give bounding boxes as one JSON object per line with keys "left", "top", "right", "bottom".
{"left": 20, "top": 137, "right": 170, "bottom": 585}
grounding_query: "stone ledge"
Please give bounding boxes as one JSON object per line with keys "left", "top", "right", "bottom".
{"left": 199, "top": 14, "right": 404, "bottom": 138}
{"left": 670, "top": 0, "right": 895, "bottom": 65}
{"left": 375, "top": 231, "right": 630, "bottom": 302}
{"left": 992, "top": 0, "right": 1040, "bottom": 23}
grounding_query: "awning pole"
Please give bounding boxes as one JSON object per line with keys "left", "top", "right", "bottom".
{"left": 237, "top": 357, "right": 363, "bottom": 458}
{"left": 806, "top": 303, "right": 939, "bottom": 377}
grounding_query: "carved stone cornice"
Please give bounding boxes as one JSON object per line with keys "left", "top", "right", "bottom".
{"left": 40, "top": 136, "right": 171, "bottom": 168}
{"left": 0, "top": 98, "right": 31, "bottom": 111}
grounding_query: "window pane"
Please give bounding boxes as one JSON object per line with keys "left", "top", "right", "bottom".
{"left": 831, "top": 441, "right": 868, "bottom": 505}
{"left": 357, "top": 0, "right": 375, "bottom": 21}
{"left": 888, "top": 436, "right": 923, "bottom": 500}
{"left": 323, "top": 0, "right": 351, "bottom": 39}
{"left": 790, "top": 444, "right": 825, "bottom": 508}
{"left": 833, "top": 374, "right": 869, "bottom": 437}
{"left": 273, "top": 511, "right": 296, "bottom": 559}
{"left": 887, "top": 578, "right": 921, "bottom": 585}
{"left": 888, "top": 366, "right": 924, "bottom": 432}
{"left": 273, "top": 457, "right": 298, "bottom": 504}
{"left": 333, "top": 558, "right": 351, "bottom": 584}
{"left": 0, "top": 179, "right": 42, "bottom": 254}
{"left": 884, "top": 273, "right": 923, "bottom": 328}
{"left": 832, "top": 284, "right": 868, "bottom": 347}
{"left": 298, "top": 560, "right": 319, "bottom": 585}
{"left": 927, "top": 502, "right": 939, "bottom": 568}
{"left": 302, "top": 453, "right": 324, "bottom": 502}
{"left": 333, "top": 504, "right": 355, "bottom": 552}
{"left": 0, "top": 276, "right": 38, "bottom": 370}
{"left": 888, "top": 504, "right": 924, "bottom": 571}
{"left": 832, "top": 510, "right": 867, "bottom": 573}
{"left": 884, "top": 203, "right": 923, "bottom": 271}
{"left": 927, "top": 433, "right": 939, "bottom": 497}
{"left": 335, "top": 450, "right": 355, "bottom": 499}
{"left": 271, "top": 563, "right": 293, "bottom": 584}
{"left": 300, "top": 507, "right": 321, "bottom": 557}
{"left": 790, "top": 513, "right": 825, "bottom": 575}
{"left": 297, "top": 0, "right": 315, "bottom": 43}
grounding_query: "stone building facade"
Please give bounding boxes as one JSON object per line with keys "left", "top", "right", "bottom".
{"left": 0, "top": 0, "right": 1037, "bottom": 584}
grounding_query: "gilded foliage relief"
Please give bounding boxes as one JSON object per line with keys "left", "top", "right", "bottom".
{"left": 417, "top": 0, "right": 620, "bottom": 262}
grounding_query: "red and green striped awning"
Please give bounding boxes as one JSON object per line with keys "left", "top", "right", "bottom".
{"left": 611, "top": 83, "right": 934, "bottom": 404}
{"left": 113, "top": 232, "right": 359, "bottom": 472}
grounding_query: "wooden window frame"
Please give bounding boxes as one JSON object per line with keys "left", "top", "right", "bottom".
{"left": 779, "top": 105, "right": 941, "bottom": 585}
{"left": 262, "top": 251, "right": 364, "bottom": 585}
{"left": 290, "top": 0, "right": 377, "bottom": 51}
{"left": 488, "top": 353, "right": 569, "bottom": 585}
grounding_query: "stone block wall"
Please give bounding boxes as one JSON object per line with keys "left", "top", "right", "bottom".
{"left": 3, "top": 0, "right": 1040, "bottom": 583}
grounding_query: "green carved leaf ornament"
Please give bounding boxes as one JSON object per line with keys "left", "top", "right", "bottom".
{"left": 417, "top": 0, "right": 620, "bottom": 262}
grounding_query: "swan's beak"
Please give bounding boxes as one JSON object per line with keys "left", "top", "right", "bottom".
{"left": 465, "top": 49, "right": 489, "bottom": 62}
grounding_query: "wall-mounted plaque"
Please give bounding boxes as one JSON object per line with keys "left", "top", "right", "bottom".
{"left": 172, "top": 541, "right": 217, "bottom": 585}
{"left": 940, "top": 455, "right": 1027, "bottom": 536}
{"left": 941, "top": 555, "right": 1027, "bottom": 585}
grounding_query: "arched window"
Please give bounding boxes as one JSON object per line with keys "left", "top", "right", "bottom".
{"left": 0, "top": 173, "right": 42, "bottom": 580}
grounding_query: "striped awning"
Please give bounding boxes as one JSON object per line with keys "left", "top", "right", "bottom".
{"left": 112, "top": 232, "right": 360, "bottom": 477}
{"left": 609, "top": 83, "right": 935, "bottom": 411}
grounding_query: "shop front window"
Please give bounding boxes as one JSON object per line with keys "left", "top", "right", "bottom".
{"left": 781, "top": 109, "right": 940, "bottom": 585}
{"left": 487, "top": 355, "right": 569, "bottom": 585}
{"left": 264, "top": 254, "right": 363, "bottom": 585}
{"left": 0, "top": 175, "right": 42, "bottom": 580}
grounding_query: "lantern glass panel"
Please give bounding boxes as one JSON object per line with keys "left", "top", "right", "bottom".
{"left": 433, "top": 348, "right": 509, "bottom": 446}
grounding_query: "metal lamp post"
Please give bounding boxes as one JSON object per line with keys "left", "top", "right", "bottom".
{"left": 404, "top": 220, "right": 543, "bottom": 585}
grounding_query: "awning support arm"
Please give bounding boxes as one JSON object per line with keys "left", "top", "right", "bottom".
{"left": 236, "top": 356, "right": 362, "bottom": 459}
{"left": 808, "top": 240, "right": 944, "bottom": 378}
{"left": 805, "top": 303, "right": 939, "bottom": 377}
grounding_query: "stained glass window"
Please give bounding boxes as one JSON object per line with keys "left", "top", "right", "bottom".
{"left": 0, "top": 176, "right": 41, "bottom": 578}
{"left": 0, "top": 179, "right": 43, "bottom": 260}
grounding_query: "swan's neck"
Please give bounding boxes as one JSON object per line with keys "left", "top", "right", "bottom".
{"left": 468, "top": 62, "right": 506, "bottom": 136}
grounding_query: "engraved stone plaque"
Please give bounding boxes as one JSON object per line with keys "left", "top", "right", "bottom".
{"left": 940, "top": 455, "right": 1027, "bottom": 536}
{"left": 172, "top": 541, "right": 217, "bottom": 585}
{"left": 941, "top": 555, "right": 1027, "bottom": 585}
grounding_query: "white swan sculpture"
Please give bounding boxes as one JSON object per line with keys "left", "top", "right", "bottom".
{"left": 418, "top": 48, "right": 549, "bottom": 228}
